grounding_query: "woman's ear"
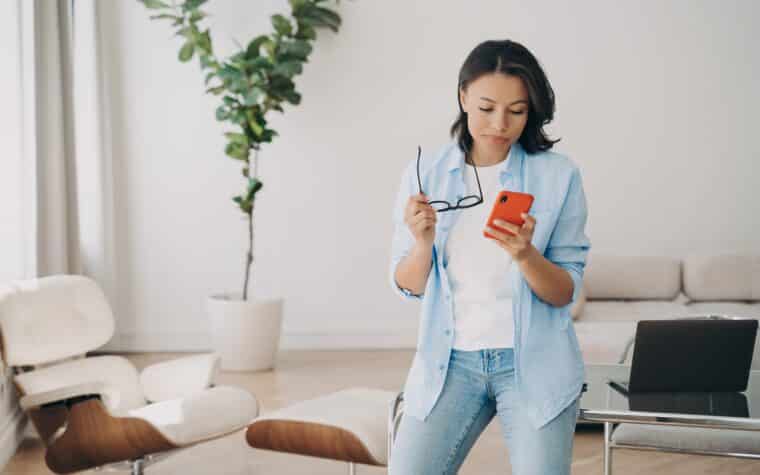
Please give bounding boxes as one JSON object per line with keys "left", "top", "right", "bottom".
{"left": 459, "top": 87, "right": 467, "bottom": 112}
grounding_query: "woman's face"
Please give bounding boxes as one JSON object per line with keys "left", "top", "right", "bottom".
{"left": 459, "top": 72, "right": 529, "bottom": 154}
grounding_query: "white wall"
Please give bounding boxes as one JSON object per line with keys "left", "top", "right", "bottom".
{"left": 98, "top": 0, "right": 760, "bottom": 351}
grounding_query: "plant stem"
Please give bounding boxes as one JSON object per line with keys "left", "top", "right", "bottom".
{"left": 242, "top": 146, "right": 259, "bottom": 301}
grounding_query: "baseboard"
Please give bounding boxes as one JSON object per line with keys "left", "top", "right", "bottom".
{"left": 0, "top": 408, "right": 27, "bottom": 473}
{"left": 101, "top": 331, "right": 418, "bottom": 352}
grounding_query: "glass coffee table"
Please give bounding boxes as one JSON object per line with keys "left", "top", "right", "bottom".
{"left": 579, "top": 370, "right": 760, "bottom": 475}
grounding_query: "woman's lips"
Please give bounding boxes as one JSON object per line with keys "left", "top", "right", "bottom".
{"left": 485, "top": 135, "right": 509, "bottom": 144}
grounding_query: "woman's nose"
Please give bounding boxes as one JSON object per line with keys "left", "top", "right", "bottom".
{"left": 491, "top": 111, "right": 509, "bottom": 131}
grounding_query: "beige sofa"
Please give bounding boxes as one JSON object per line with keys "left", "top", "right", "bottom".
{"left": 571, "top": 254, "right": 760, "bottom": 415}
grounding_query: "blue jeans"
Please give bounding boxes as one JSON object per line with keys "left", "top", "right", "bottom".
{"left": 389, "top": 348, "right": 580, "bottom": 475}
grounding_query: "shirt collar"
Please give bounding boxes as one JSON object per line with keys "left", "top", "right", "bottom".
{"left": 447, "top": 141, "right": 525, "bottom": 178}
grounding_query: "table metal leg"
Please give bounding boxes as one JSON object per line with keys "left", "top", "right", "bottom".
{"left": 604, "top": 422, "right": 613, "bottom": 475}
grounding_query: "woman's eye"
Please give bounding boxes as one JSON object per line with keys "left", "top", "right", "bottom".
{"left": 510, "top": 110, "right": 526, "bottom": 115}
{"left": 478, "top": 107, "right": 493, "bottom": 112}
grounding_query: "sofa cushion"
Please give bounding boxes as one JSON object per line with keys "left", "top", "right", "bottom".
{"left": 612, "top": 423, "right": 760, "bottom": 455}
{"left": 573, "top": 322, "right": 637, "bottom": 364}
{"left": 683, "top": 255, "right": 760, "bottom": 301}
{"left": 579, "top": 300, "right": 688, "bottom": 323}
{"left": 685, "top": 302, "right": 760, "bottom": 319}
{"left": 584, "top": 255, "right": 681, "bottom": 300}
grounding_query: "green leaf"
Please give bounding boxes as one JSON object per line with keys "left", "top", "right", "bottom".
{"left": 215, "top": 105, "right": 230, "bottom": 121}
{"left": 189, "top": 10, "right": 206, "bottom": 22}
{"left": 178, "top": 41, "right": 195, "bottom": 62}
{"left": 184, "top": 0, "right": 208, "bottom": 10}
{"left": 205, "top": 85, "right": 225, "bottom": 95}
{"left": 297, "top": 5, "right": 341, "bottom": 33}
{"left": 294, "top": 23, "right": 317, "bottom": 40}
{"left": 246, "top": 110, "right": 265, "bottom": 138}
{"left": 271, "top": 14, "right": 293, "bottom": 36}
{"left": 282, "top": 89, "right": 301, "bottom": 105}
{"left": 204, "top": 71, "right": 216, "bottom": 85}
{"left": 225, "top": 142, "right": 249, "bottom": 160}
{"left": 279, "top": 40, "right": 312, "bottom": 60}
{"left": 273, "top": 60, "right": 303, "bottom": 77}
{"left": 142, "top": 0, "right": 170, "bottom": 9}
{"left": 248, "top": 56, "right": 273, "bottom": 71}
{"left": 149, "top": 13, "right": 181, "bottom": 21}
{"left": 224, "top": 132, "right": 249, "bottom": 146}
{"left": 246, "top": 178, "right": 264, "bottom": 200}
{"left": 288, "top": 0, "right": 309, "bottom": 10}
{"left": 222, "top": 95, "right": 238, "bottom": 107}
{"left": 243, "top": 88, "right": 262, "bottom": 106}
{"left": 200, "top": 54, "right": 218, "bottom": 68}
{"left": 245, "top": 36, "right": 269, "bottom": 60}
{"left": 217, "top": 64, "right": 242, "bottom": 80}
{"left": 313, "top": 6, "right": 342, "bottom": 31}
{"left": 197, "top": 30, "right": 212, "bottom": 54}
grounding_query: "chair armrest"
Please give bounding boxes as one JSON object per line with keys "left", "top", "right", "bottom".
{"left": 19, "top": 381, "right": 115, "bottom": 411}
{"left": 140, "top": 353, "right": 220, "bottom": 403}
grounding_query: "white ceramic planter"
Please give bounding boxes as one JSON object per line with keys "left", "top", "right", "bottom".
{"left": 206, "top": 294, "right": 283, "bottom": 371}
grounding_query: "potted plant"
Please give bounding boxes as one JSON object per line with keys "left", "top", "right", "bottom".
{"left": 142, "top": 0, "right": 342, "bottom": 370}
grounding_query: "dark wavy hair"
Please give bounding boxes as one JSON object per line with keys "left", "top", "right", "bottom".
{"left": 450, "top": 39, "right": 559, "bottom": 154}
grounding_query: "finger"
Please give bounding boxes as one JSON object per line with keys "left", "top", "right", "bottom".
{"left": 485, "top": 225, "right": 514, "bottom": 243}
{"left": 412, "top": 207, "right": 436, "bottom": 221}
{"left": 493, "top": 219, "right": 520, "bottom": 234}
{"left": 520, "top": 213, "right": 536, "bottom": 230}
{"left": 412, "top": 212, "right": 436, "bottom": 227}
{"left": 409, "top": 193, "right": 429, "bottom": 204}
{"left": 415, "top": 218, "right": 436, "bottom": 233}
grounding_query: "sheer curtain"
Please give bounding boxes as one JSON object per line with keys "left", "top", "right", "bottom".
{"left": 15, "top": 0, "right": 118, "bottom": 301}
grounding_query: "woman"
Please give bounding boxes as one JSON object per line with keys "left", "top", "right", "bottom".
{"left": 388, "top": 39, "right": 591, "bottom": 474}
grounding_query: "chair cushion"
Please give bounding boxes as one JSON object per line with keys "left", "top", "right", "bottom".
{"left": 14, "top": 355, "right": 145, "bottom": 414}
{"left": 0, "top": 275, "right": 114, "bottom": 366}
{"left": 246, "top": 387, "right": 396, "bottom": 466}
{"left": 584, "top": 255, "right": 681, "bottom": 300}
{"left": 683, "top": 255, "right": 760, "bottom": 301}
{"left": 140, "top": 353, "right": 220, "bottom": 403}
{"left": 612, "top": 423, "right": 760, "bottom": 455}
{"left": 573, "top": 322, "right": 636, "bottom": 364}
{"left": 128, "top": 386, "right": 258, "bottom": 447}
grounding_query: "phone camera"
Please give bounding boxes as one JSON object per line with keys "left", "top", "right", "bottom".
{"left": 500, "top": 195, "right": 508, "bottom": 203}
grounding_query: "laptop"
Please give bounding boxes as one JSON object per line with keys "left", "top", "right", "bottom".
{"left": 615, "top": 390, "right": 750, "bottom": 417}
{"left": 612, "top": 318, "right": 757, "bottom": 394}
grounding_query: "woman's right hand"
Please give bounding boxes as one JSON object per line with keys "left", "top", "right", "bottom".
{"left": 404, "top": 193, "right": 437, "bottom": 246}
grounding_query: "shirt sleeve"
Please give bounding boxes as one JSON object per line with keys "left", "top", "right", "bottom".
{"left": 544, "top": 165, "right": 591, "bottom": 307}
{"left": 389, "top": 160, "right": 425, "bottom": 301}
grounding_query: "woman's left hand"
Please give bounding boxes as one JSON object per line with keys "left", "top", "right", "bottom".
{"left": 485, "top": 213, "right": 537, "bottom": 263}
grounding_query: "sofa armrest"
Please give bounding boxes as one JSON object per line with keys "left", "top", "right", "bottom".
{"left": 140, "top": 353, "right": 220, "bottom": 403}
{"left": 19, "top": 381, "right": 115, "bottom": 411}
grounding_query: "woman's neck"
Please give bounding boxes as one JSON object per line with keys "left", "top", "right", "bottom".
{"left": 466, "top": 142, "right": 510, "bottom": 167}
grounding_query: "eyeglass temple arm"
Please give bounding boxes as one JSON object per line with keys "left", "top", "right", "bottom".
{"left": 416, "top": 146, "right": 423, "bottom": 194}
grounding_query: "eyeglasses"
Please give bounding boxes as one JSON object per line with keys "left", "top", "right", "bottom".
{"left": 416, "top": 145, "right": 483, "bottom": 212}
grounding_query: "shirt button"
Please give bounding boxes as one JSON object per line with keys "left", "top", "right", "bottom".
{"left": 444, "top": 329, "right": 451, "bottom": 336}
{"left": 439, "top": 364, "right": 445, "bottom": 371}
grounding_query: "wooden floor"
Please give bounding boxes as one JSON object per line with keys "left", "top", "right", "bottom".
{"left": 5, "top": 350, "right": 760, "bottom": 474}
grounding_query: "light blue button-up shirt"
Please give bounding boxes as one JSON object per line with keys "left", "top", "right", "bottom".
{"left": 389, "top": 141, "right": 591, "bottom": 429}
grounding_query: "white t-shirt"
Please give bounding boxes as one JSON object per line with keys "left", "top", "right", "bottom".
{"left": 444, "top": 160, "right": 515, "bottom": 350}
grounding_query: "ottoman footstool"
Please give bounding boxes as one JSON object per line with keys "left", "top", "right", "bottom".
{"left": 246, "top": 387, "right": 402, "bottom": 474}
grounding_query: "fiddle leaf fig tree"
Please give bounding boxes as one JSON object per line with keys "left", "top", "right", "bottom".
{"left": 141, "top": 0, "right": 341, "bottom": 300}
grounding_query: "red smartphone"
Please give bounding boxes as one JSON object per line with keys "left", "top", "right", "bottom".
{"left": 483, "top": 190, "right": 535, "bottom": 239}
